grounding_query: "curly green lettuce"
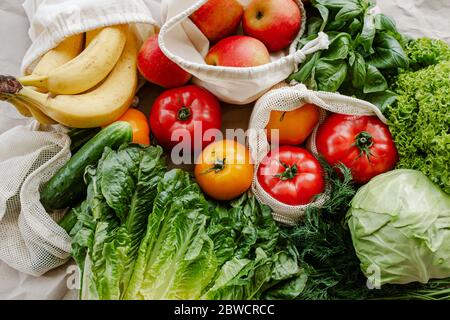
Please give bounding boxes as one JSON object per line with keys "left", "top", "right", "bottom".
{"left": 386, "top": 59, "right": 450, "bottom": 194}
{"left": 403, "top": 38, "right": 450, "bottom": 71}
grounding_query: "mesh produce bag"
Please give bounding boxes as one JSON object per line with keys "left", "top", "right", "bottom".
{"left": 0, "top": 118, "right": 72, "bottom": 276}
{"left": 158, "top": 0, "right": 330, "bottom": 104}
{"left": 1, "top": 0, "right": 160, "bottom": 277}
{"left": 248, "top": 83, "right": 387, "bottom": 225}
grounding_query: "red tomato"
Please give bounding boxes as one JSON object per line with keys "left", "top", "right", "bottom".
{"left": 257, "top": 146, "right": 325, "bottom": 206}
{"left": 149, "top": 85, "right": 222, "bottom": 151}
{"left": 316, "top": 114, "right": 398, "bottom": 184}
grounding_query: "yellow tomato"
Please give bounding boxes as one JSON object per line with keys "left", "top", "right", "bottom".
{"left": 117, "top": 108, "right": 150, "bottom": 145}
{"left": 195, "top": 140, "right": 254, "bottom": 201}
{"left": 266, "top": 103, "right": 320, "bottom": 145}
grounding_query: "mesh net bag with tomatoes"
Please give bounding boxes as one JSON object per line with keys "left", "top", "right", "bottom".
{"left": 248, "top": 83, "right": 392, "bottom": 225}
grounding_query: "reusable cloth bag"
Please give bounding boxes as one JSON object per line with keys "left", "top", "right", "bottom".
{"left": 158, "top": 0, "right": 330, "bottom": 104}
{"left": 248, "top": 83, "right": 387, "bottom": 225}
{"left": 1, "top": 0, "right": 158, "bottom": 277}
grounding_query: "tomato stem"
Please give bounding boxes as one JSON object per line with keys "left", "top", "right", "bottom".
{"left": 276, "top": 161, "right": 298, "bottom": 181}
{"left": 202, "top": 158, "right": 226, "bottom": 174}
{"left": 177, "top": 106, "right": 191, "bottom": 121}
{"left": 354, "top": 131, "right": 374, "bottom": 159}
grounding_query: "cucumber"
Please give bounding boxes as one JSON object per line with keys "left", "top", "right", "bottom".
{"left": 41, "top": 121, "right": 133, "bottom": 210}
{"left": 68, "top": 127, "right": 101, "bottom": 153}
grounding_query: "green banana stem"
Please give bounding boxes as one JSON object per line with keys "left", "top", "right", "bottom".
{"left": 17, "top": 74, "right": 47, "bottom": 88}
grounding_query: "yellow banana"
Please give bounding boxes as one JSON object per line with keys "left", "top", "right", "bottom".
{"left": 18, "top": 25, "right": 128, "bottom": 95}
{"left": 32, "top": 33, "right": 85, "bottom": 76}
{"left": 2, "top": 31, "right": 138, "bottom": 128}
{"left": 0, "top": 94, "right": 56, "bottom": 124}
{"left": 14, "top": 97, "right": 57, "bottom": 125}
{"left": 85, "top": 28, "right": 101, "bottom": 47}
{"left": 1, "top": 94, "right": 32, "bottom": 117}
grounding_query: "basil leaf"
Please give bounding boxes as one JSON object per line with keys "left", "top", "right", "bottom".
{"left": 335, "top": 3, "right": 363, "bottom": 21}
{"left": 298, "top": 34, "right": 318, "bottom": 48}
{"left": 349, "top": 18, "right": 362, "bottom": 34}
{"left": 356, "top": 13, "right": 376, "bottom": 54}
{"left": 364, "top": 64, "right": 388, "bottom": 93}
{"left": 315, "top": 4, "right": 330, "bottom": 30}
{"left": 307, "top": 17, "right": 323, "bottom": 36}
{"left": 314, "top": 0, "right": 359, "bottom": 10}
{"left": 326, "top": 19, "right": 347, "bottom": 31}
{"left": 365, "top": 91, "right": 397, "bottom": 112}
{"left": 306, "top": 67, "right": 318, "bottom": 91}
{"left": 374, "top": 13, "right": 397, "bottom": 33}
{"left": 322, "top": 33, "right": 351, "bottom": 61}
{"left": 290, "top": 52, "right": 320, "bottom": 83}
{"left": 315, "top": 59, "right": 348, "bottom": 92}
{"left": 368, "top": 33, "right": 409, "bottom": 69}
{"left": 351, "top": 52, "right": 366, "bottom": 89}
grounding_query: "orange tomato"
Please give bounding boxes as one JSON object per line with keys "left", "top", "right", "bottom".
{"left": 117, "top": 108, "right": 150, "bottom": 145}
{"left": 195, "top": 140, "right": 254, "bottom": 201}
{"left": 266, "top": 103, "right": 321, "bottom": 145}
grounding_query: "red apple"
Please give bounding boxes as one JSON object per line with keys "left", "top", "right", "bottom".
{"left": 190, "top": 0, "right": 244, "bottom": 43}
{"left": 137, "top": 34, "right": 192, "bottom": 88}
{"left": 205, "top": 36, "right": 271, "bottom": 68}
{"left": 243, "top": 0, "right": 302, "bottom": 52}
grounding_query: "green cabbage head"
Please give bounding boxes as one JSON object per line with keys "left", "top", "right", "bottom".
{"left": 346, "top": 170, "right": 450, "bottom": 286}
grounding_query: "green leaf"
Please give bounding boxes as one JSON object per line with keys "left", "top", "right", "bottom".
{"left": 307, "top": 17, "right": 323, "bottom": 36}
{"left": 125, "top": 170, "right": 217, "bottom": 300}
{"left": 335, "top": 3, "right": 363, "bottom": 21}
{"left": 365, "top": 91, "right": 397, "bottom": 112}
{"left": 368, "top": 33, "right": 409, "bottom": 69}
{"left": 325, "top": 19, "right": 347, "bottom": 31}
{"left": 363, "top": 64, "right": 388, "bottom": 93}
{"left": 314, "top": 0, "right": 360, "bottom": 10}
{"left": 315, "top": 59, "right": 348, "bottom": 92}
{"left": 349, "top": 18, "right": 362, "bottom": 34}
{"left": 374, "top": 13, "right": 397, "bottom": 33}
{"left": 315, "top": 4, "right": 330, "bottom": 31}
{"left": 350, "top": 52, "right": 367, "bottom": 89}
{"left": 322, "top": 33, "right": 351, "bottom": 61}
{"left": 290, "top": 52, "right": 320, "bottom": 83}
{"left": 356, "top": 12, "right": 376, "bottom": 54}
{"left": 306, "top": 68, "right": 318, "bottom": 91}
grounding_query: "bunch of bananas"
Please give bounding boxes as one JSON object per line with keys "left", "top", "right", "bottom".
{"left": 0, "top": 24, "right": 138, "bottom": 128}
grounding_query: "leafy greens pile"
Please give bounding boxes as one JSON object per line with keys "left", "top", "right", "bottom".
{"left": 385, "top": 38, "right": 450, "bottom": 194}
{"left": 290, "top": 0, "right": 408, "bottom": 107}
{"left": 64, "top": 144, "right": 306, "bottom": 300}
{"left": 286, "top": 164, "right": 450, "bottom": 300}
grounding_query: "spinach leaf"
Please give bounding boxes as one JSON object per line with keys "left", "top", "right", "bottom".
{"left": 368, "top": 33, "right": 409, "bottom": 69}
{"left": 364, "top": 64, "right": 388, "bottom": 93}
{"left": 350, "top": 52, "right": 367, "bottom": 89}
{"left": 316, "top": 59, "right": 348, "bottom": 92}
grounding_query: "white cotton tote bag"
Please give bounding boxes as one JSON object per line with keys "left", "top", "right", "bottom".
{"left": 158, "top": 0, "right": 330, "bottom": 104}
